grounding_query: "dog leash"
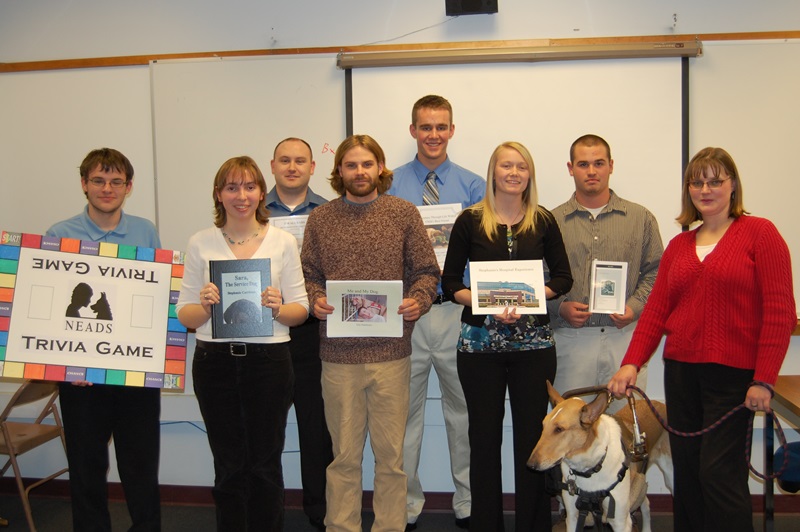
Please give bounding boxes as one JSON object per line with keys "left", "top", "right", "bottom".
{"left": 624, "top": 384, "right": 790, "bottom": 480}
{"left": 562, "top": 385, "right": 650, "bottom": 464}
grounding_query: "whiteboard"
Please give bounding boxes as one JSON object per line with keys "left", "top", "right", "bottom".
{"left": 352, "top": 59, "right": 685, "bottom": 246}
{"left": 690, "top": 41, "right": 800, "bottom": 307}
{"left": 0, "top": 66, "right": 156, "bottom": 236}
{"left": 0, "top": 66, "right": 156, "bottom": 396}
{"left": 151, "top": 55, "right": 346, "bottom": 252}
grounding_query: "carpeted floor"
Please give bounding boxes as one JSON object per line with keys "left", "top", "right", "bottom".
{"left": 0, "top": 495, "right": 797, "bottom": 531}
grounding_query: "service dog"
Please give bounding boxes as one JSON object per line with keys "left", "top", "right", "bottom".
{"left": 90, "top": 292, "right": 113, "bottom": 320}
{"left": 527, "top": 382, "right": 673, "bottom": 532}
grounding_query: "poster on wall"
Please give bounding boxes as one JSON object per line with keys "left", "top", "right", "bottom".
{"left": 0, "top": 231, "right": 187, "bottom": 389}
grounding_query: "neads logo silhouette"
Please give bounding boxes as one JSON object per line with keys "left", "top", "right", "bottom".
{"left": 66, "top": 283, "right": 113, "bottom": 321}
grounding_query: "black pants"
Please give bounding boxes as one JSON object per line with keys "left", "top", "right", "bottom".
{"left": 457, "top": 347, "right": 556, "bottom": 532}
{"left": 665, "top": 360, "right": 754, "bottom": 532}
{"left": 59, "top": 383, "right": 161, "bottom": 532}
{"left": 289, "top": 318, "right": 333, "bottom": 522}
{"left": 193, "top": 341, "right": 294, "bottom": 532}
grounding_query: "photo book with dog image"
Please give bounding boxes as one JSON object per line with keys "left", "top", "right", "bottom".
{"left": 325, "top": 280, "right": 402, "bottom": 338}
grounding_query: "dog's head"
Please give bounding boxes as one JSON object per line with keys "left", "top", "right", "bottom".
{"left": 91, "top": 292, "right": 111, "bottom": 315}
{"left": 526, "top": 380, "right": 609, "bottom": 471}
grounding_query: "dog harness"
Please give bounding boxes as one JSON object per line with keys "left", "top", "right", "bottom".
{"left": 555, "top": 440, "right": 631, "bottom": 532}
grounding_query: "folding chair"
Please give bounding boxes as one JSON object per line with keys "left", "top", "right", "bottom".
{"left": 0, "top": 380, "right": 69, "bottom": 531}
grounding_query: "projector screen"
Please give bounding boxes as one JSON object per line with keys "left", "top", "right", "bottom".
{"left": 351, "top": 58, "right": 685, "bottom": 244}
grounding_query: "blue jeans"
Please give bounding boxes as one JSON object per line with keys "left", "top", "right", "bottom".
{"left": 193, "top": 341, "right": 294, "bottom": 532}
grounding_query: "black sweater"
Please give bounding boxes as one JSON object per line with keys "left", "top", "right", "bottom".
{"left": 442, "top": 206, "right": 573, "bottom": 327}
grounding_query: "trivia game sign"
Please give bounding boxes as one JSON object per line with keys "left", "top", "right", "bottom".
{"left": 0, "top": 231, "right": 186, "bottom": 389}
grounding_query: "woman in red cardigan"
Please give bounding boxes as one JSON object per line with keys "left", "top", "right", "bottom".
{"left": 609, "top": 147, "right": 796, "bottom": 532}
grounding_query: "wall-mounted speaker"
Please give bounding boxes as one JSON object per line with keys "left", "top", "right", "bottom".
{"left": 445, "top": 0, "right": 499, "bottom": 16}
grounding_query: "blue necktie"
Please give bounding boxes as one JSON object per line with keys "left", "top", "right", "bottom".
{"left": 422, "top": 171, "right": 439, "bottom": 206}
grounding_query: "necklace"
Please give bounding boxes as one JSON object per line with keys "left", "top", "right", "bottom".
{"left": 222, "top": 226, "right": 261, "bottom": 245}
{"left": 498, "top": 207, "right": 523, "bottom": 259}
{"left": 497, "top": 206, "right": 523, "bottom": 227}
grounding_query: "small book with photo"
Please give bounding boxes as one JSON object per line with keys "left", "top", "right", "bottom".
{"left": 588, "top": 259, "right": 628, "bottom": 314}
{"left": 209, "top": 258, "right": 273, "bottom": 338}
{"left": 326, "top": 280, "right": 403, "bottom": 337}
{"left": 417, "top": 203, "right": 462, "bottom": 270}
{"left": 269, "top": 215, "right": 308, "bottom": 252}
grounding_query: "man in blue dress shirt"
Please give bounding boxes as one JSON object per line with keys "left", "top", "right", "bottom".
{"left": 266, "top": 137, "right": 331, "bottom": 531}
{"left": 389, "top": 95, "right": 485, "bottom": 530}
{"left": 46, "top": 148, "right": 161, "bottom": 531}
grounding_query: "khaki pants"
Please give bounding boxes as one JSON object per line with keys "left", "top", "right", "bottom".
{"left": 322, "top": 357, "right": 411, "bottom": 532}
{"left": 553, "top": 322, "right": 647, "bottom": 414}
{"left": 404, "top": 302, "right": 471, "bottom": 523}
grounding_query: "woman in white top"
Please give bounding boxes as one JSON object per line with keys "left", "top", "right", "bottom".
{"left": 176, "top": 156, "right": 309, "bottom": 531}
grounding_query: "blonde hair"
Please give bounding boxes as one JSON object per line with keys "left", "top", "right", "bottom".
{"left": 473, "top": 141, "right": 543, "bottom": 241}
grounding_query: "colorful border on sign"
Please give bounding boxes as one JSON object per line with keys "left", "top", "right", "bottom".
{"left": 0, "top": 231, "right": 186, "bottom": 390}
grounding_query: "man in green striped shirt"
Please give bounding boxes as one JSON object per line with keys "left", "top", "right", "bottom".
{"left": 548, "top": 134, "right": 663, "bottom": 411}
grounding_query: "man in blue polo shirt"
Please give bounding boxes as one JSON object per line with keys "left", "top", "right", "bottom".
{"left": 267, "top": 137, "right": 331, "bottom": 531}
{"left": 389, "top": 95, "right": 485, "bottom": 530}
{"left": 46, "top": 148, "right": 161, "bottom": 531}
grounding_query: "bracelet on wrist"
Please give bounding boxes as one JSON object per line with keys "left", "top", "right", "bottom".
{"left": 273, "top": 306, "right": 282, "bottom": 321}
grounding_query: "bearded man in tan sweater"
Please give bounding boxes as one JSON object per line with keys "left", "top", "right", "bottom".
{"left": 301, "top": 134, "right": 439, "bottom": 532}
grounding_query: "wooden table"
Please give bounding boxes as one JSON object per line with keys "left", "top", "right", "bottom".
{"left": 764, "top": 375, "right": 800, "bottom": 532}
{"left": 773, "top": 376, "right": 800, "bottom": 417}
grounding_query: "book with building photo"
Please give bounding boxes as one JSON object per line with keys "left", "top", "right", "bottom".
{"left": 469, "top": 260, "right": 546, "bottom": 315}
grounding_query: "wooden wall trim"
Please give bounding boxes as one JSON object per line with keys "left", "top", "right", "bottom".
{"left": 2, "top": 30, "right": 800, "bottom": 74}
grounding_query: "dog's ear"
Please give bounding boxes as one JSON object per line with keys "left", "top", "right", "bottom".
{"left": 580, "top": 391, "right": 610, "bottom": 426}
{"left": 546, "top": 380, "right": 564, "bottom": 405}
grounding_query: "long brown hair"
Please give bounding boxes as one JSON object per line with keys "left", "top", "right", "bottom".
{"left": 677, "top": 147, "right": 748, "bottom": 226}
